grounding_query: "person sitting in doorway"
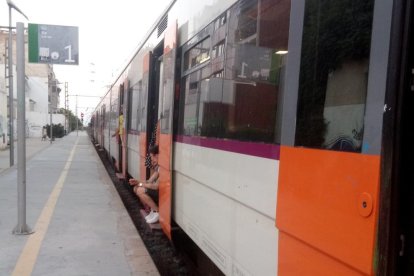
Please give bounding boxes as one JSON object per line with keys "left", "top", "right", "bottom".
{"left": 128, "top": 145, "right": 160, "bottom": 224}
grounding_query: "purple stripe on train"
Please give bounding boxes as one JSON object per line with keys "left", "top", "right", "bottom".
{"left": 174, "top": 135, "right": 280, "bottom": 160}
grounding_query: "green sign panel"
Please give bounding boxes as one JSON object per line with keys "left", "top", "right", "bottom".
{"left": 28, "top": 23, "right": 79, "bottom": 65}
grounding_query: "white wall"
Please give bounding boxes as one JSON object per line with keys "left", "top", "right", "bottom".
{"left": 0, "top": 31, "right": 57, "bottom": 143}
{"left": 26, "top": 112, "right": 65, "bottom": 138}
{"left": 51, "top": 114, "right": 66, "bottom": 126}
{"left": 25, "top": 77, "right": 65, "bottom": 138}
{"left": 26, "top": 77, "right": 49, "bottom": 113}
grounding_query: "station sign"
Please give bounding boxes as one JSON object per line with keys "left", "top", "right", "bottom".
{"left": 28, "top": 23, "right": 79, "bottom": 65}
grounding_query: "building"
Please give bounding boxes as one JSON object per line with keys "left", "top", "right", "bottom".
{"left": 0, "top": 29, "right": 62, "bottom": 149}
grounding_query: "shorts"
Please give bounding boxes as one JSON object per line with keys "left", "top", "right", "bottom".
{"left": 146, "top": 188, "right": 158, "bottom": 204}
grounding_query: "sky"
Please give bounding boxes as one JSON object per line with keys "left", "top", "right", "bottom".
{"left": 1, "top": 0, "right": 172, "bottom": 122}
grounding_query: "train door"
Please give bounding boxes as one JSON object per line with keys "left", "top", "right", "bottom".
{"left": 378, "top": 1, "right": 414, "bottom": 274}
{"left": 118, "top": 84, "right": 124, "bottom": 173}
{"left": 276, "top": 0, "right": 390, "bottom": 274}
{"left": 157, "top": 22, "right": 177, "bottom": 239}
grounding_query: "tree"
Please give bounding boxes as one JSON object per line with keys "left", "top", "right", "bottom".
{"left": 57, "top": 108, "right": 83, "bottom": 132}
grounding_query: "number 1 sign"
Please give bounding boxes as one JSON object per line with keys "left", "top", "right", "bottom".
{"left": 28, "top": 23, "right": 79, "bottom": 65}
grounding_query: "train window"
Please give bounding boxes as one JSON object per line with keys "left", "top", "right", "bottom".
{"left": 110, "top": 100, "right": 118, "bottom": 132}
{"left": 178, "top": 0, "right": 290, "bottom": 144}
{"left": 139, "top": 80, "right": 148, "bottom": 132}
{"left": 128, "top": 83, "right": 140, "bottom": 131}
{"left": 295, "top": 0, "right": 374, "bottom": 152}
{"left": 219, "top": 0, "right": 290, "bottom": 143}
{"left": 183, "top": 37, "right": 211, "bottom": 71}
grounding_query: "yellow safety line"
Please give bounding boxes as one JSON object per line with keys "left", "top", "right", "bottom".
{"left": 12, "top": 138, "right": 79, "bottom": 276}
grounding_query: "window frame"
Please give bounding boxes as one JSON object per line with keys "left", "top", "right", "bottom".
{"left": 281, "top": 0, "right": 392, "bottom": 156}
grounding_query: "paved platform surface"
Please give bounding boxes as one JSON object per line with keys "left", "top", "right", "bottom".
{"left": 0, "top": 136, "right": 52, "bottom": 174}
{"left": 0, "top": 131, "right": 159, "bottom": 275}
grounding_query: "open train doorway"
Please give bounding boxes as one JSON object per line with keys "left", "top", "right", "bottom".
{"left": 395, "top": 3, "right": 414, "bottom": 273}
{"left": 146, "top": 42, "right": 164, "bottom": 178}
{"left": 381, "top": 1, "right": 414, "bottom": 274}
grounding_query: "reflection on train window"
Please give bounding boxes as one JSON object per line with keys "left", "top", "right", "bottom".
{"left": 213, "top": 70, "right": 224, "bottom": 78}
{"left": 295, "top": 0, "right": 374, "bottom": 152}
{"left": 184, "top": 37, "right": 211, "bottom": 71}
{"left": 181, "top": 71, "right": 201, "bottom": 135}
{"left": 211, "top": 41, "right": 225, "bottom": 60}
{"left": 178, "top": 0, "right": 290, "bottom": 144}
{"left": 214, "top": 12, "right": 227, "bottom": 31}
{"left": 235, "top": 0, "right": 258, "bottom": 44}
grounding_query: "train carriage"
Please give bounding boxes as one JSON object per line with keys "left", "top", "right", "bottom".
{"left": 91, "top": 0, "right": 414, "bottom": 275}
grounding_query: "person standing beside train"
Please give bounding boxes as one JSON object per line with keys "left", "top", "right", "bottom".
{"left": 128, "top": 145, "right": 160, "bottom": 224}
{"left": 112, "top": 109, "right": 124, "bottom": 145}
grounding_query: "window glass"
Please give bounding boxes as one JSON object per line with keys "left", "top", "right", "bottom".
{"left": 198, "top": 76, "right": 227, "bottom": 138}
{"left": 295, "top": 0, "right": 374, "bottom": 152}
{"left": 178, "top": 0, "right": 290, "bottom": 144}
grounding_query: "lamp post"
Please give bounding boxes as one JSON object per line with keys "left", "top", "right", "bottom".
{"left": 6, "top": 0, "right": 28, "bottom": 167}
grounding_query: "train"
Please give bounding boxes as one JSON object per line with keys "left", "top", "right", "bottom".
{"left": 90, "top": 0, "right": 414, "bottom": 275}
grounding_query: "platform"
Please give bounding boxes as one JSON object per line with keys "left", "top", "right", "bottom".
{"left": 0, "top": 131, "right": 159, "bottom": 275}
